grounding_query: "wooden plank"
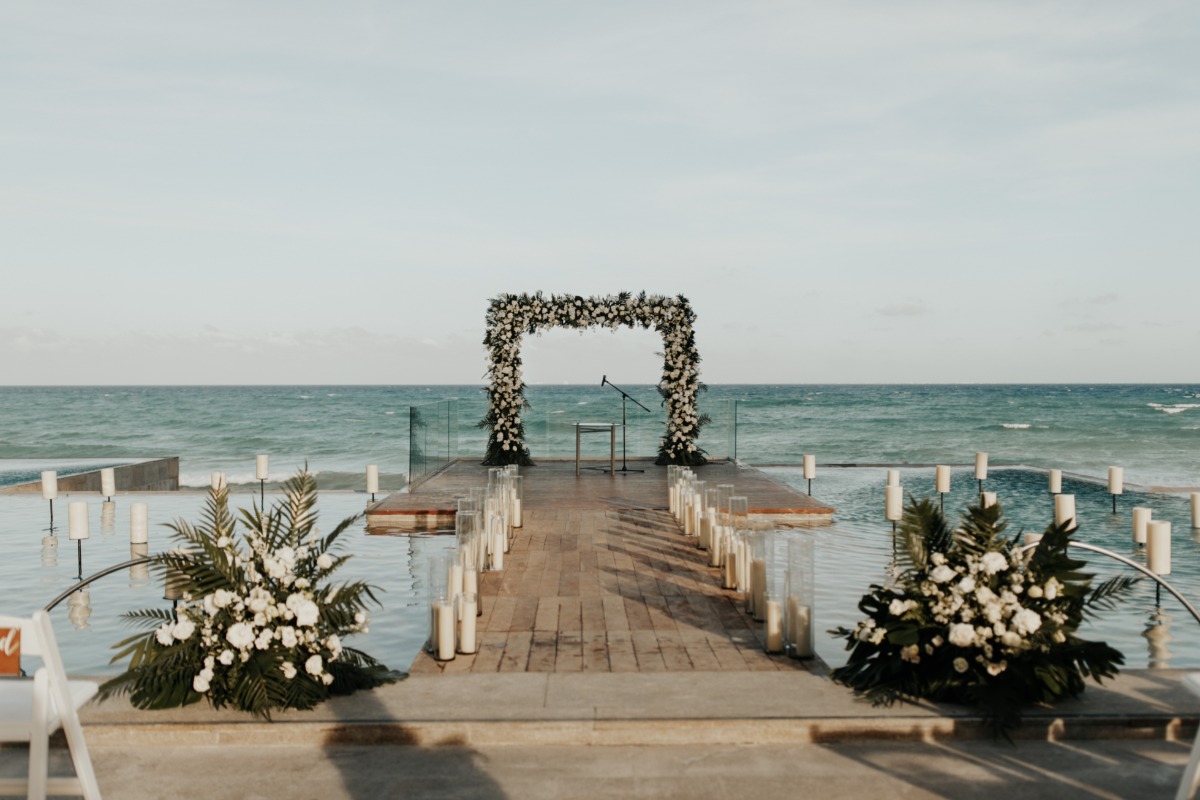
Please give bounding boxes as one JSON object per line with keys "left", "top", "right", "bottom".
{"left": 555, "top": 632, "right": 584, "bottom": 672}
{"left": 581, "top": 632, "right": 610, "bottom": 672}
{"left": 630, "top": 629, "right": 667, "bottom": 672}
{"left": 605, "top": 631, "right": 639, "bottom": 673}
{"left": 527, "top": 630, "right": 558, "bottom": 672}
{"left": 534, "top": 597, "right": 560, "bottom": 632}
{"left": 497, "top": 631, "right": 532, "bottom": 673}
{"left": 470, "top": 631, "right": 506, "bottom": 673}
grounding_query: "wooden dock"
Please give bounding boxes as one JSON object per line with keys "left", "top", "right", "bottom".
{"left": 367, "top": 459, "right": 833, "bottom": 532}
{"left": 384, "top": 459, "right": 834, "bottom": 675}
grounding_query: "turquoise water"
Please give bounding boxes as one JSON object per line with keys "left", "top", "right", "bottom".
{"left": 2, "top": 384, "right": 1198, "bottom": 673}
{"left": 1, "top": 384, "right": 1198, "bottom": 489}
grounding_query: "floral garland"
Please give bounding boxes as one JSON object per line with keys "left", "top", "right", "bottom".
{"left": 480, "top": 291, "right": 707, "bottom": 466}
{"left": 831, "top": 497, "right": 1136, "bottom": 736}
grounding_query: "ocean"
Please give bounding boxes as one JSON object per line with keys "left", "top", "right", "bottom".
{"left": 1, "top": 384, "right": 1197, "bottom": 490}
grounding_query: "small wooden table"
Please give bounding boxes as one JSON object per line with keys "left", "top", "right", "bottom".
{"left": 575, "top": 422, "right": 617, "bottom": 476}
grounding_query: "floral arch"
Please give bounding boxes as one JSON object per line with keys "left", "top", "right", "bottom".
{"left": 480, "top": 292, "right": 707, "bottom": 466}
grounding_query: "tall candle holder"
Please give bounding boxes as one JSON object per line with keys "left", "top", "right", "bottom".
{"left": 68, "top": 500, "right": 89, "bottom": 580}
{"left": 256, "top": 454, "right": 269, "bottom": 507}
{"left": 366, "top": 464, "right": 379, "bottom": 502}
{"left": 1132, "top": 507, "right": 1151, "bottom": 546}
{"left": 974, "top": 452, "right": 988, "bottom": 495}
{"left": 1108, "top": 466, "right": 1124, "bottom": 513}
{"left": 427, "top": 554, "right": 452, "bottom": 658}
{"left": 41, "top": 470, "right": 58, "bottom": 533}
{"left": 785, "top": 535, "right": 815, "bottom": 659}
{"left": 101, "top": 467, "right": 116, "bottom": 502}
{"left": 934, "top": 465, "right": 951, "bottom": 512}
{"left": 803, "top": 455, "right": 816, "bottom": 495}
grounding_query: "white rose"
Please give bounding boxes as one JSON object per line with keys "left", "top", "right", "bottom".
{"left": 219, "top": 649, "right": 235, "bottom": 665}
{"left": 888, "top": 599, "right": 912, "bottom": 617}
{"left": 957, "top": 576, "right": 976, "bottom": 594}
{"left": 305, "top": 655, "right": 323, "bottom": 676}
{"left": 1027, "top": 585, "right": 1043, "bottom": 599}
{"left": 980, "top": 552, "right": 1007, "bottom": 575}
{"left": 216, "top": 536, "right": 230, "bottom": 549}
{"left": 155, "top": 623, "right": 174, "bottom": 646}
{"left": 321, "top": 673, "right": 334, "bottom": 686}
{"left": 213, "top": 589, "right": 233, "bottom": 608}
{"left": 1044, "top": 578, "right": 1060, "bottom": 600}
{"left": 294, "top": 599, "right": 320, "bottom": 627}
{"left": 193, "top": 673, "right": 211, "bottom": 693}
{"left": 226, "top": 622, "right": 256, "bottom": 650}
{"left": 948, "top": 623, "right": 976, "bottom": 648}
{"left": 1000, "top": 632, "right": 1022, "bottom": 648}
{"left": 317, "top": 553, "right": 334, "bottom": 570}
{"left": 172, "top": 618, "right": 196, "bottom": 641}
{"left": 325, "top": 634, "right": 342, "bottom": 658}
{"left": 930, "top": 565, "right": 956, "bottom": 584}
{"left": 1013, "top": 608, "right": 1042, "bottom": 635}
{"left": 280, "top": 627, "right": 298, "bottom": 648}
{"left": 281, "top": 662, "right": 297, "bottom": 679}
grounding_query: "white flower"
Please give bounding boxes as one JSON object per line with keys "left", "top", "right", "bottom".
{"left": 1027, "top": 585, "right": 1043, "bottom": 599}
{"left": 1013, "top": 608, "right": 1042, "bottom": 636}
{"left": 888, "top": 599, "right": 913, "bottom": 616}
{"left": 280, "top": 627, "right": 298, "bottom": 648}
{"left": 957, "top": 576, "right": 976, "bottom": 594}
{"left": 1044, "top": 578, "right": 1060, "bottom": 600}
{"left": 213, "top": 589, "right": 233, "bottom": 608}
{"left": 354, "top": 612, "right": 366, "bottom": 625}
{"left": 931, "top": 553, "right": 946, "bottom": 566}
{"left": 294, "top": 599, "right": 320, "bottom": 627}
{"left": 930, "top": 565, "right": 956, "bottom": 584}
{"left": 226, "top": 622, "right": 256, "bottom": 650}
{"left": 986, "top": 660, "right": 1007, "bottom": 676}
{"left": 255, "top": 629, "right": 274, "bottom": 650}
{"left": 216, "top": 536, "right": 230, "bottom": 549}
{"left": 325, "top": 634, "right": 342, "bottom": 658}
{"left": 219, "top": 649, "right": 235, "bottom": 665}
{"left": 1000, "top": 632, "right": 1022, "bottom": 648}
{"left": 155, "top": 623, "right": 174, "bottom": 646}
{"left": 281, "top": 662, "right": 297, "bottom": 679}
{"left": 953, "top": 657, "right": 969, "bottom": 673}
{"left": 172, "top": 618, "right": 196, "bottom": 641}
{"left": 305, "top": 655, "right": 323, "bottom": 676}
{"left": 317, "top": 553, "right": 334, "bottom": 570}
{"left": 980, "top": 552, "right": 1007, "bottom": 575}
{"left": 321, "top": 673, "right": 334, "bottom": 686}
{"left": 948, "top": 623, "right": 976, "bottom": 648}
{"left": 193, "top": 673, "right": 211, "bottom": 693}
{"left": 900, "top": 644, "right": 920, "bottom": 663}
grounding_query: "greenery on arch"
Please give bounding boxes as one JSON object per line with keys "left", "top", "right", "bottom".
{"left": 479, "top": 291, "right": 708, "bottom": 466}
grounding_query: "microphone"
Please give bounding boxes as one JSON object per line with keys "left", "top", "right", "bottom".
{"left": 601, "top": 375, "right": 607, "bottom": 386}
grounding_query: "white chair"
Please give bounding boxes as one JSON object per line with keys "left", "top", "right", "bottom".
{"left": 1178, "top": 673, "right": 1200, "bottom": 800}
{"left": 0, "top": 611, "right": 101, "bottom": 799}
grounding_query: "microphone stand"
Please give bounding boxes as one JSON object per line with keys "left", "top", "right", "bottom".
{"left": 600, "top": 376, "right": 652, "bottom": 474}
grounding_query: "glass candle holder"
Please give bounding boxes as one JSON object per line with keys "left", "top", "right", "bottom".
{"left": 763, "top": 590, "right": 784, "bottom": 654}
{"left": 458, "top": 591, "right": 478, "bottom": 654}
{"left": 785, "top": 536, "right": 815, "bottom": 659}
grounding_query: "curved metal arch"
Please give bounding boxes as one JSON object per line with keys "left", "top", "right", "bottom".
{"left": 43, "top": 557, "right": 156, "bottom": 612}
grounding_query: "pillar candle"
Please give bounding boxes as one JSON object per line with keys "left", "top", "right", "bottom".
{"left": 490, "top": 531, "right": 504, "bottom": 570}
{"left": 1053, "top": 494, "right": 1076, "bottom": 529}
{"left": 459, "top": 594, "right": 478, "bottom": 654}
{"left": 68, "top": 501, "right": 89, "bottom": 540}
{"left": 1048, "top": 469, "right": 1062, "bottom": 494}
{"left": 1147, "top": 520, "right": 1172, "bottom": 575}
{"left": 803, "top": 455, "right": 816, "bottom": 481}
{"left": 1132, "top": 507, "right": 1152, "bottom": 545}
{"left": 366, "top": 464, "right": 379, "bottom": 494}
{"left": 513, "top": 497, "right": 523, "bottom": 528}
{"left": 975, "top": 452, "right": 988, "bottom": 481}
{"left": 750, "top": 558, "right": 767, "bottom": 620}
{"left": 981, "top": 491, "right": 997, "bottom": 509}
{"left": 100, "top": 467, "right": 116, "bottom": 498}
{"left": 885, "top": 485, "right": 903, "bottom": 522}
{"left": 41, "top": 471, "right": 58, "bottom": 501}
{"left": 886, "top": 469, "right": 900, "bottom": 487}
{"left": 722, "top": 548, "right": 738, "bottom": 589}
{"left": 464, "top": 566, "right": 478, "bottom": 597}
{"left": 788, "top": 599, "right": 814, "bottom": 658}
{"left": 435, "top": 600, "right": 456, "bottom": 660}
{"left": 449, "top": 562, "right": 464, "bottom": 604}
{"left": 130, "top": 502, "right": 149, "bottom": 544}
{"left": 1191, "top": 493, "right": 1199, "bottom": 529}
{"left": 1108, "top": 466, "right": 1124, "bottom": 495}
{"left": 935, "top": 465, "right": 951, "bottom": 494}
{"left": 255, "top": 454, "right": 269, "bottom": 481}
{"left": 764, "top": 597, "right": 784, "bottom": 653}
{"left": 708, "top": 524, "right": 723, "bottom": 568}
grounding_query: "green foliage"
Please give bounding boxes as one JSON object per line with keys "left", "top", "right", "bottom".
{"left": 830, "top": 497, "right": 1136, "bottom": 737}
{"left": 99, "top": 470, "right": 402, "bottom": 719}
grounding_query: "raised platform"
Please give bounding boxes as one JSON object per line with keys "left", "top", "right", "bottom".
{"left": 365, "top": 459, "right": 834, "bottom": 533}
{"left": 0, "top": 456, "right": 180, "bottom": 494}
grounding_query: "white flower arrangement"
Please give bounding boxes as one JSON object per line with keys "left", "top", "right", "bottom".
{"left": 480, "top": 291, "right": 708, "bottom": 465}
{"left": 832, "top": 496, "right": 1136, "bottom": 736}
{"left": 101, "top": 471, "right": 399, "bottom": 718}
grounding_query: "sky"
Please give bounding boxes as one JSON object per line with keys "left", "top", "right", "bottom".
{"left": 2, "top": 1, "right": 1198, "bottom": 385}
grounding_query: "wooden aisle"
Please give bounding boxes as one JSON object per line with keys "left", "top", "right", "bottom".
{"left": 409, "top": 506, "right": 821, "bottom": 675}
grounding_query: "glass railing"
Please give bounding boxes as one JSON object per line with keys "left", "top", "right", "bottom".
{"left": 408, "top": 399, "right": 459, "bottom": 486}
{"left": 695, "top": 397, "right": 735, "bottom": 462}
{"left": 523, "top": 396, "right": 662, "bottom": 462}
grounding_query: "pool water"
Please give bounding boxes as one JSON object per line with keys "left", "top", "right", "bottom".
{"left": 0, "top": 491, "right": 454, "bottom": 676}
{"left": 764, "top": 466, "right": 1200, "bottom": 670}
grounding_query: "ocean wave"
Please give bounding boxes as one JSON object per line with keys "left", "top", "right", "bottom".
{"left": 999, "top": 423, "right": 1048, "bottom": 430}
{"left": 1149, "top": 403, "right": 1200, "bottom": 414}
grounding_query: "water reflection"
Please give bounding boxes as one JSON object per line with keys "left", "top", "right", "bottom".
{"left": 101, "top": 501, "right": 116, "bottom": 535}
{"left": 67, "top": 590, "right": 92, "bottom": 630}
{"left": 1144, "top": 608, "right": 1172, "bottom": 669}
{"left": 40, "top": 534, "right": 58, "bottom": 571}
{"left": 130, "top": 542, "right": 150, "bottom": 588}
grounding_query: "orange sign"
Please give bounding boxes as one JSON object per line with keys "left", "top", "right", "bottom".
{"left": 0, "top": 627, "right": 20, "bottom": 676}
